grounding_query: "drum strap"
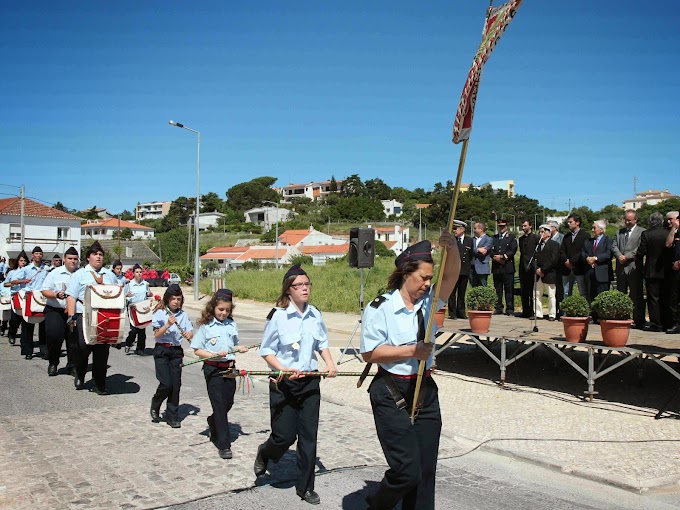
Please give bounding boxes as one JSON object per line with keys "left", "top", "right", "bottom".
{"left": 89, "top": 271, "right": 104, "bottom": 285}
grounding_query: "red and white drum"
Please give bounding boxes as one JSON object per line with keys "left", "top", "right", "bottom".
{"left": 12, "top": 293, "right": 22, "bottom": 315}
{"left": 13, "top": 290, "right": 46, "bottom": 324}
{"left": 0, "top": 296, "right": 11, "bottom": 321}
{"left": 129, "top": 299, "right": 155, "bottom": 328}
{"left": 83, "top": 285, "right": 125, "bottom": 345}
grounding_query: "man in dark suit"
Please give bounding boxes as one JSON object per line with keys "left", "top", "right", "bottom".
{"left": 561, "top": 213, "right": 590, "bottom": 299}
{"left": 534, "top": 225, "right": 561, "bottom": 320}
{"left": 612, "top": 209, "right": 646, "bottom": 328}
{"left": 665, "top": 211, "right": 680, "bottom": 334}
{"left": 518, "top": 219, "right": 540, "bottom": 318}
{"left": 491, "top": 219, "right": 518, "bottom": 315}
{"left": 582, "top": 220, "right": 613, "bottom": 309}
{"left": 637, "top": 212, "right": 668, "bottom": 332}
{"left": 448, "top": 220, "right": 474, "bottom": 319}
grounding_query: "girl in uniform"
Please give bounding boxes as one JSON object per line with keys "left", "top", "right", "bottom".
{"left": 254, "top": 264, "right": 337, "bottom": 506}
{"left": 190, "top": 289, "right": 248, "bottom": 459}
{"left": 3, "top": 252, "right": 29, "bottom": 348}
{"left": 150, "top": 284, "right": 193, "bottom": 428}
{"left": 360, "top": 235, "right": 460, "bottom": 510}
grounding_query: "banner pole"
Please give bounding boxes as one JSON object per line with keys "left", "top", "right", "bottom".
{"left": 409, "top": 138, "right": 469, "bottom": 424}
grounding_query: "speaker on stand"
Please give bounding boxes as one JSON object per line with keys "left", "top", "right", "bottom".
{"left": 338, "top": 227, "right": 375, "bottom": 364}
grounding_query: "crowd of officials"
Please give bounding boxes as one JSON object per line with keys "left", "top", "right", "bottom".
{"left": 448, "top": 210, "right": 680, "bottom": 333}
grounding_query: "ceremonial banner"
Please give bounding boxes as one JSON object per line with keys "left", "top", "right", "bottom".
{"left": 452, "top": 0, "right": 523, "bottom": 144}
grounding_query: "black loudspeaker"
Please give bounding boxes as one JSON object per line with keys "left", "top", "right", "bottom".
{"left": 349, "top": 227, "right": 375, "bottom": 268}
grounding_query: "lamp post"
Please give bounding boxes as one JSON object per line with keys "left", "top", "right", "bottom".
{"left": 169, "top": 120, "right": 200, "bottom": 301}
{"left": 262, "top": 200, "right": 280, "bottom": 269}
{"left": 415, "top": 204, "right": 430, "bottom": 242}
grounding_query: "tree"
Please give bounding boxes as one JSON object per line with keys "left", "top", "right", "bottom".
{"left": 329, "top": 175, "right": 338, "bottom": 192}
{"left": 390, "top": 187, "right": 412, "bottom": 203}
{"left": 225, "top": 176, "right": 279, "bottom": 211}
{"left": 53, "top": 201, "right": 71, "bottom": 213}
{"left": 80, "top": 206, "right": 100, "bottom": 220}
{"left": 201, "top": 192, "right": 224, "bottom": 213}
{"left": 119, "top": 210, "right": 135, "bottom": 221}
{"left": 340, "top": 174, "right": 366, "bottom": 197}
{"left": 159, "top": 196, "right": 195, "bottom": 232}
{"left": 328, "top": 196, "right": 384, "bottom": 222}
{"left": 637, "top": 198, "right": 680, "bottom": 228}
{"left": 112, "top": 227, "right": 133, "bottom": 240}
{"left": 597, "top": 204, "right": 625, "bottom": 225}
{"left": 365, "top": 178, "right": 392, "bottom": 201}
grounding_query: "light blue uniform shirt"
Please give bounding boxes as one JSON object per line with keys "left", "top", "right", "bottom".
{"left": 1, "top": 275, "right": 11, "bottom": 298}
{"left": 114, "top": 273, "right": 127, "bottom": 286}
{"left": 190, "top": 317, "right": 239, "bottom": 361}
{"left": 0, "top": 262, "right": 8, "bottom": 275}
{"left": 65, "top": 264, "right": 118, "bottom": 314}
{"left": 360, "top": 286, "right": 444, "bottom": 376}
{"left": 41, "top": 266, "right": 77, "bottom": 309}
{"left": 260, "top": 303, "right": 329, "bottom": 371}
{"left": 18, "top": 263, "right": 48, "bottom": 291}
{"left": 152, "top": 308, "right": 193, "bottom": 346}
{"left": 5, "top": 269, "right": 25, "bottom": 296}
{"left": 125, "top": 279, "right": 150, "bottom": 305}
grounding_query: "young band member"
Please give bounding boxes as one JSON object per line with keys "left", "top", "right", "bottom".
{"left": 112, "top": 260, "right": 126, "bottom": 285}
{"left": 3, "top": 252, "right": 29, "bottom": 346}
{"left": 66, "top": 241, "right": 118, "bottom": 394}
{"left": 254, "top": 264, "right": 337, "bottom": 506}
{"left": 15, "top": 246, "right": 48, "bottom": 359}
{"left": 150, "top": 284, "right": 193, "bottom": 428}
{"left": 41, "top": 247, "right": 80, "bottom": 376}
{"left": 124, "top": 264, "right": 153, "bottom": 355}
{"left": 360, "top": 235, "right": 460, "bottom": 510}
{"left": 190, "top": 289, "right": 248, "bottom": 459}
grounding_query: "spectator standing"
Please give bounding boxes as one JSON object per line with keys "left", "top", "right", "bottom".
{"left": 534, "top": 225, "right": 561, "bottom": 321}
{"left": 582, "top": 220, "right": 613, "bottom": 310}
{"left": 664, "top": 211, "right": 680, "bottom": 334}
{"left": 637, "top": 212, "right": 668, "bottom": 332}
{"left": 612, "top": 210, "right": 646, "bottom": 329}
{"left": 470, "top": 222, "right": 493, "bottom": 287}
{"left": 518, "top": 219, "right": 540, "bottom": 318}
{"left": 561, "top": 214, "right": 590, "bottom": 299}
{"left": 491, "top": 219, "right": 518, "bottom": 315}
{"left": 447, "top": 220, "right": 473, "bottom": 319}
{"left": 548, "top": 221, "right": 565, "bottom": 316}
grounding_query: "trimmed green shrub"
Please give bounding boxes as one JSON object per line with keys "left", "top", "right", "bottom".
{"left": 560, "top": 295, "right": 590, "bottom": 318}
{"left": 591, "top": 290, "right": 633, "bottom": 320}
{"left": 465, "top": 285, "right": 498, "bottom": 311}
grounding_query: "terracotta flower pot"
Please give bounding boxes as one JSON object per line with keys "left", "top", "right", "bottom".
{"left": 599, "top": 319, "right": 633, "bottom": 347}
{"left": 561, "top": 316, "right": 589, "bottom": 343}
{"left": 468, "top": 310, "right": 493, "bottom": 334}
{"left": 435, "top": 309, "right": 446, "bottom": 328}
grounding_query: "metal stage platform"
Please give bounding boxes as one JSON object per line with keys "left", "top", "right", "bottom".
{"left": 433, "top": 319, "right": 680, "bottom": 402}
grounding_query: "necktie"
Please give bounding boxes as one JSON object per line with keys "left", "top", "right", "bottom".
{"left": 417, "top": 308, "right": 425, "bottom": 342}
{"left": 593, "top": 238, "right": 599, "bottom": 252}
{"left": 624, "top": 229, "right": 631, "bottom": 245}
{"left": 458, "top": 237, "right": 463, "bottom": 244}
{"left": 539, "top": 242, "right": 544, "bottom": 251}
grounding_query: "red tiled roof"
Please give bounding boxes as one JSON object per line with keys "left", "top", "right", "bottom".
{"left": 234, "top": 248, "right": 279, "bottom": 261}
{"left": 375, "top": 227, "right": 397, "bottom": 232}
{"left": 205, "top": 246, "right": 249, "bottom": 254}
{"left": 302, "top": 243, "right": 349, "bottom": 255}
{"left": 0, "top": 197, "right": 81, "bottom": 221}
{"left": 279, "top": 229, "right": 310, "bottom": 246}
{"left": 81, "top": 218, "right": 153, "bottom": 230}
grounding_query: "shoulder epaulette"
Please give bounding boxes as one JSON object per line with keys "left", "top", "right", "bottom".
{"left": 310, "top": 304, "right": 322, "bottom": 316}
{"left": 266, "top": 308, "right": 277, "bottom": 321}
{"left": 370, "top": 295, "right": 387, "bottom": 309}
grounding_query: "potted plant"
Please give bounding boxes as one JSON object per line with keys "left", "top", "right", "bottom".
{"left": 465, "top": 286, "right": 498, "bottom": 333}
{"left": 435, "top": 306, "right": 446, "bottom": 328}
{"left": 559, "top": 295, "right": 590, "bottom": 343}
{"left": 591, "top": 290, "right": 634, "bottom": 347}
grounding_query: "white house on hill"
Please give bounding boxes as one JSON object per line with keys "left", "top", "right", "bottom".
{"left": 81, "top": 218, "right": 154, "bottom": 240}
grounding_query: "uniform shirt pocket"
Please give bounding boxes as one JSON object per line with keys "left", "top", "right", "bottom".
{"left": 390, "top": 328, "right": 417, "bottom": 346}
{"left": 279, "top": 332, "right": 299, "bottom": 347}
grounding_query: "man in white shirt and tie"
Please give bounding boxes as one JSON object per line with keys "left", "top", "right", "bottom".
{"left": 612, "top": 210, "right": 645, "bottom": 328}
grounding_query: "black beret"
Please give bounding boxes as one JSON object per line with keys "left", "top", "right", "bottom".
{"left": 16, "top": 250, "right": 29, "bottom": 262}
{"left": 132, "top": 264, "right": 142, "bottom": 271}
{"left": 32, "top": 246, "right": 43, "bottom": 253}
{"left": 394, "top": 240, "right": 433, "bottom": 269}
{"left": 283, "top": 263, "right": 307, "bottom": 282}
{"left": 52, "top": 254, "right": 61, "bottom": 260}
{"left": 112, "top": 259, "right": 122, "bottom": 268}
{"left": 165, "top": 284, "right": 182, "bottom": 297}
{"left": 215, "top": 288, "right": 233, "bottom": 302}
{"left": 64, "top": 247, "right": 79, "bottom": 257}
{"left": 86, "top": 241, "right": 105, "bottom": 258}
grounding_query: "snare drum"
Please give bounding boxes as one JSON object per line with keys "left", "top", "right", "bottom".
{"left": 83, "top": 285, "right": 125, "bottom": 345}
{"left": 129, "top": 299, "right": 155, "bottom": 328}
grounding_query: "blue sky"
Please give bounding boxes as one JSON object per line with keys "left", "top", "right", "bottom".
{"left": 1, "top": 1, "right": 678, "bottom": 214}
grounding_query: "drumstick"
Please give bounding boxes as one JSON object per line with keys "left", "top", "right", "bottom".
{"left": 161, "top": 304, "right": 189, "bottom": 337}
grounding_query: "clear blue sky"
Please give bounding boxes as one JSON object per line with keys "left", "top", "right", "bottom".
{"left": 1, "top": 1, "right": 678, "bottom": 214}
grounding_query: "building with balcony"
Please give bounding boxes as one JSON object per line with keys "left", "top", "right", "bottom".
{"left": 623, "top": 189, "right": 679, "bottom": 210}
{"left": 381, "top": 199, "right": 403, "bottom": 218}
{"left": 0, "top": 197, "right": 81, "bottom": 264}
{"left": 373, "top": 225, "right": 410, "bottom": 256}
{"left": 243, "top": 206, "right": 293, "bottom": 231}
{"left": 280, "top": 180, "right": 343, "bottom": 203}
{"left": 135, "top": 201, "right": 171, "bottom": 221}
{"left": 81, "top": 219, "right": 155, "bottom": 240}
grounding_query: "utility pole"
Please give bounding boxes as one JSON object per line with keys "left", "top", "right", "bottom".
{"left": 633, "top": 176, "right": 638, "bottom": 196}
{"left": 20, "top": 185, "right": 25, "bottom": 251}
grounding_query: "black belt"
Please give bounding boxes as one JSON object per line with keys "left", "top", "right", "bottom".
{"left": 204, "top": 360, "right": 235, "bottom": 369}
{"left": 156, "top": 342, "right": 182, "bottom": 348}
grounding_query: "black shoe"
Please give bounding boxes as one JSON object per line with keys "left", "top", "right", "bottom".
{"left": 24, "top": 354, "right": 32, "bottom": 360}
{"left": 296, "top": 489, "right": 320, "bottom": 505}
{"left": 666, "top": 326, "right": 679, "bottom": 335}
{"left": 48, "top": 364, "right": 58, "bottom": 376}
{"left": 254, "top": 443, "right": 268, "bottom": 477}
{"left": 644, "top": 324, "right": 662, "bottom": 332}
{"left": 124, "top": 345, "right": 131, "bottom": 353}
{"left": 150, "top": 408, "right": 161, "bottom": 423}
{"left": 91, "top": 387, "right": 110, "bottom": 396}
{"left": 458, "top": 314, "right": 468, "bottom": 319}
{"left": 493, "top": 310, "right": 503, "bottom": 315}
{"left": 113, "top": 343, "right": 122, "bottom": 350}
{"left": 134, "top": 349, "right": 145, "bottom": 356}
{"left": 504, "top": 311, "right": 513, "bottom": 316}
{"left": 448, "top": 316, "right": 457, "bottom": 320}
{"left": 8, "top": 337, "right": 15, "bottom": 345}
{"left": 219, "top": 448, "right": 233, "bottom": 459}
{"left": 74, "top": 378, "right": 84, "bottom": 390}
{"left": 167, "top": 420, "right": 181, "bottom": 428}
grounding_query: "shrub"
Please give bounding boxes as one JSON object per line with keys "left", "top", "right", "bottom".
{"left": 465, "top": 286, "right": 497, "bottom": 311}
{"left": 591, "top": 290, "right": 633, "bottom": 320}
{"left": 288, "top": 254, "right": 313, "bottom": 267}
{"left": 560, "top": 295, "right": 590, "bottom": 318}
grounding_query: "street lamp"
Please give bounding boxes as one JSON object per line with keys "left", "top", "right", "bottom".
{"left": 262, "top": 200, "right": 280, "bottom": 269}
{"left": 415, "top": 204, "right": 430, "bottom": 242}
{"left": 169, "top": 120, "right": 200, "bottom": 302}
